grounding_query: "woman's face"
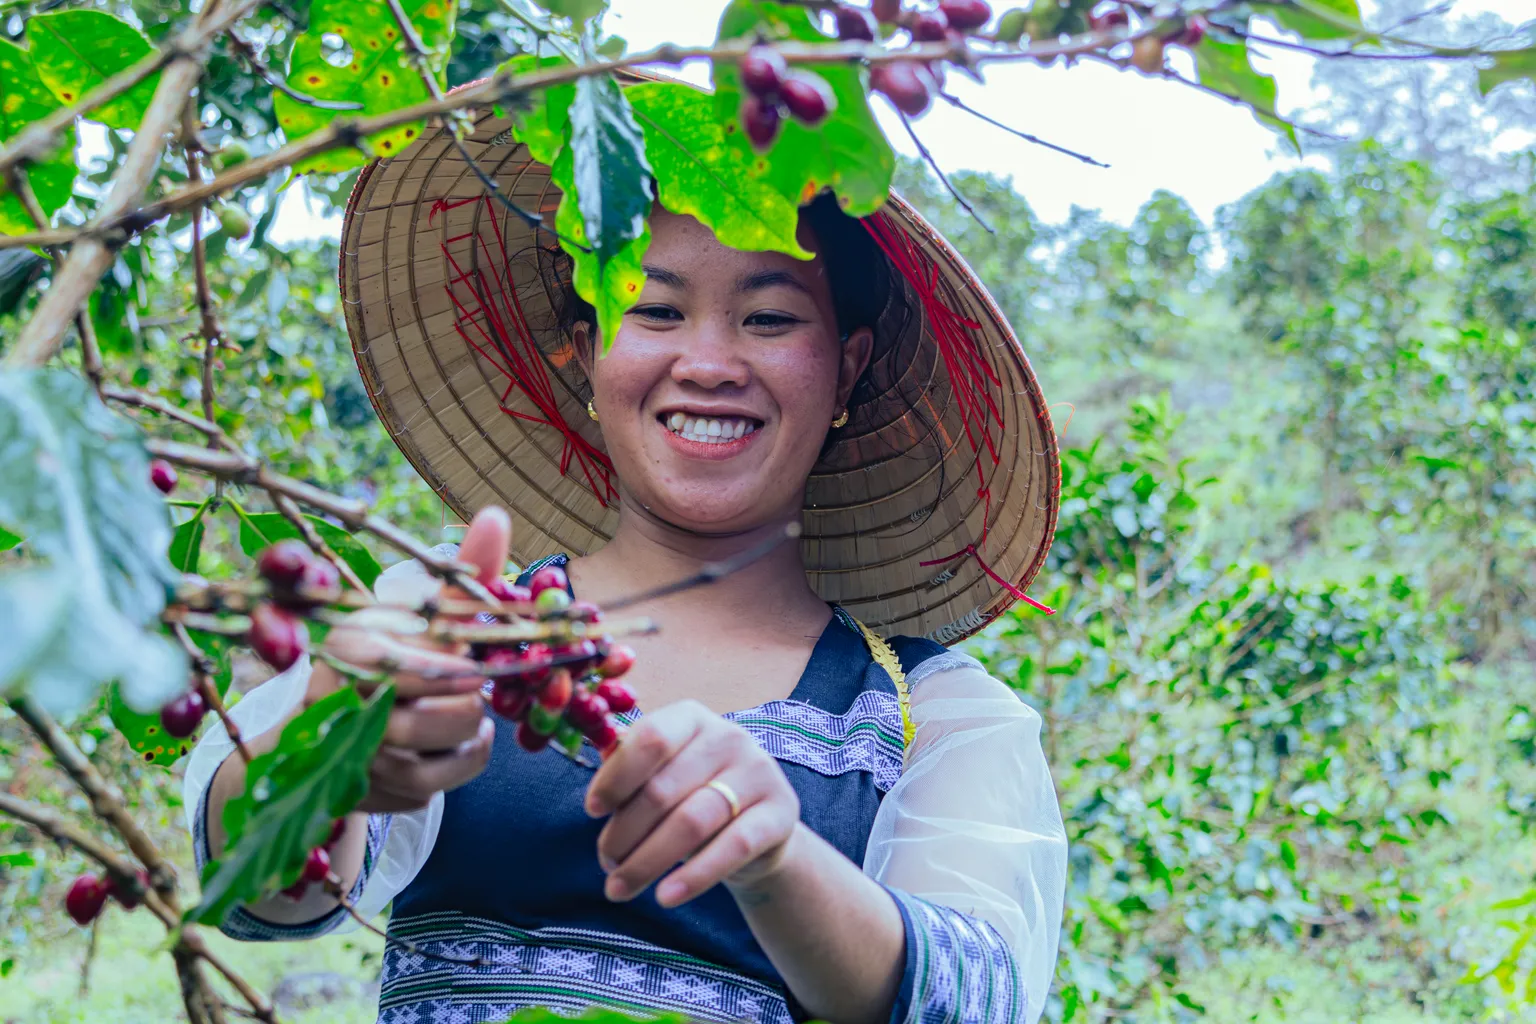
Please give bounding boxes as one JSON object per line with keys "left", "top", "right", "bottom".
{"left": 583, "top": 209, "right": 872, "bottom": 535}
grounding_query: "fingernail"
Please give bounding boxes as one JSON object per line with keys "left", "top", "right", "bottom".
{"left": 598, "top": 854, "right": 616, "bottom": 873}
{"left": 656, "top": 879, "right": 684, "bottom": 907}
{"left": 605, "top": 877, "right": 629, "bottom": 902}
{"left": 584, "top": 794, "right": 606, "bottom": 818}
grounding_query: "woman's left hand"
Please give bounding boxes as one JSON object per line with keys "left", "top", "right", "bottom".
{"left": 584, "top": 699, "right": 801, "bottom": 908}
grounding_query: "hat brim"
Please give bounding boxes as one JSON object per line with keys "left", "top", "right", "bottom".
{"left": 340, "top": 101, "right": 1059, "bottom": 643}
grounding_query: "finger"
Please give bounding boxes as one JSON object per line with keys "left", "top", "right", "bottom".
{"left": 602, "top": 769, "right": 760, "bottom": 903}
{"left": 653, "top": 802, "right": 798, "bottom": 909}
{"left": 383, "top": 694, "right": 486, "bottom": 751}
{"left": 585, "top": 702, "right": 712, "bottom": 818}
{"left": 369, "top": 717, "right": 495, "bottom": 802}
{"left": 595, "top": 725, "right": 748, "bottom": 868}
{"left": 439, "top": 506, "right": 512, "bottom": 603}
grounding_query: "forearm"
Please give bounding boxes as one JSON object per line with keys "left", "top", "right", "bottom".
{"left": 727, "top": 824, "right": 904, "bottom": 1024}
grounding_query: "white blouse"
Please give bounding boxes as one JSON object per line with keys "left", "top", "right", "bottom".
{"left": 184, "top": 554, "right": 1068, "bottom": 1022}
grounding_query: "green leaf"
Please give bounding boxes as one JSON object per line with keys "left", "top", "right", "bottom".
{"left": 0, "top": 38, "right": 77, "bottom": 235}
{"left": 712, "top": 0, "right": 893, "bottom": 217}
{"left": 187, "top": 684, "right": 395, "bottom": 927}
{"left": 500, "top": 54, "right": 575, "bottom": 164}
{"left": 533, "top": 0, "right": 607, "bottom": 25}
{"left": 1250, "top": 0, "right": 1363, "bottom": 42}
{"left": 1174, "top": 991, "right": 1208, "bottom": 1014}
{"left": 1279, "top": 838, "right": 1298, "bottom": 871}
{"left": 168, "top": 500, "right": 210, "bottom": 575}
{"left": 0, "top": 524, "right": 19, "bottom": 552}
{"left": 0, "top": 369, "right": 186, "bottom": 715}
{"left": 551, "top": 142, "right": 650, "bottom": 352}
{"left": 1195, "top": 36, "right": 1299, "bottom": 153}
{"left": 1478, "top": 46, "right": 1536, "bottom": 96}
{"left": 273, "top": 0, "right": 457, "bottom": 174}
{"left": 629, "top": 81, "right": 809, "bottom": 259}
{"left": 25, "top": 10, "right": 161, "bottom": 131}
{"left": 0, "top": 248, "right": 44, "bottom": 315}
{"left": 109, "top": 681, "right": 192, "bottom": 768}
{"left": 568, "top": 70, "right": 654, "bottom": 268}
{"left": 233, "top": 509, "right": 382, "bottom": 590}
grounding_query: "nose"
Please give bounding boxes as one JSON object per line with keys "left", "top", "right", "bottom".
{"left": 669, "top": 317, "right": 751, "bottom": 392}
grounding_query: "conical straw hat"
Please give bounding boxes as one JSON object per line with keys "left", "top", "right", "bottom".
{"left": 340, "top": 95, "right": 1060, "bottom": 644}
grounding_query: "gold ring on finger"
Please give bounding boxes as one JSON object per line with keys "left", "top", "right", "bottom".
{"left": 705, "top": 779, "right": 741, "bottom": 820}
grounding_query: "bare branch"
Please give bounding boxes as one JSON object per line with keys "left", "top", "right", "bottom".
{"left": 171, "top": 622, "right": 255, "bottom": 765}
{"left": 936, "top": 91, "right": 1109, "bottom": 167}
{"left": 267, "top": 489, "right": 374, "bottom": 596}
{"left": 0, "top": 792, "right": 164, "bottom": 920}
{"left": 897, "top": 112, "right": 993, "bottom": 233}
{"left": 177, "top": 929, "right": 278, "bottom": 1024}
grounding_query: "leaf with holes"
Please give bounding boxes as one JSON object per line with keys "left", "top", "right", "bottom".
{"left": 25, "top": 10, "right": 161, "bottom": 130}
{"left": 273, "top": 0, "right": 457, "bottom": 174}
{"left": 0, "top": 39, "right": 76, "bottom": 235}
{"left": 169, "top": 500, "right": 210, "bottom": 575}
{"left": 109, "top": 681, "right": 193, "bottom": 768}
{"left": 188, "top": 684, "right": 395, "bottom": 927}
{"left": 629, "top": 81, "right": 809, "bottom": 260}
{"left": 0, "top": 369, "right": 185, "bottom": 715}
{"left": 233, "top": 508, "right": 382, "bottom": 590}
{"left": 712, "top": 0, "right": 892, "bottom": 217}
{"left": 551, "top": 141, "right": 650, "bottom": 353}
{"left": 1479, "top": 46, "right": 1536, "bottom": 96}
{"left": 1246, "top": 0, "right": 1364, "bottom": 42}
{"left": 499, "top": 53, "right": 574, "bottom": 163}
{"left": 1195, "top": 36, "right": 1299, "bottom": 152}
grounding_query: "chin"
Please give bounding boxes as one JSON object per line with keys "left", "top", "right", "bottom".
{"left": 647, "top": 485, "right": 794, "bottom": 535}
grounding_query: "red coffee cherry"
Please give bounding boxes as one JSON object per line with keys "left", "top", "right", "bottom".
{"left": 596, "top": 679, "right": 637, "bottom": 715}
{"left": 302, "top": 846, "right": 331, "bottom": 884}
{"left": 870, "top": 62, "right": 934, "bottom": 116}
{"left": 288, "top": 557, "right": 341, "bottom": 608}
{"left": 66, "top": 875, "right": 110, "bottom": 925}
{"left": 1172, "top": 15, "right": 1207, "bottom": 47}
{"left": 909, "top": 10, "right": 949, "bottom": 41}
{"left": 939, "top": 0, "right": 992, "bottom": 31}
{"left": 873, "top": 0, "right": 902, "bottom": 24}
{"left": 565, "top": 688, "right": 611, "bottom": 731}
{"left": 598, "top": 644, "right": 635, "bottom": 679}
{"left": 741, "top": 94, "right": 782, "bottom": 150}
{"left": 160, "top": 689, "right": 208, "bottom": 739}
{"left": 567, "top": 600, "right": 603, "bottom": 623}
{"left": 586, "top": 719, "right": 621, "bottom": 755}
{"left": 486, "top": 577, "right": 532, "bottom": 604}
{"left": 248, "top": 602, "right": 308, "bottom": 671}
{"left": 538, "top": 667, "right": 574, "bottom": 713}
{"left": 1089, "top": 5, "right": 1130, "bottom": 31}
{"left": 516, "top": 719, "right": 551, "bottom": 752}
{"left": 107, "top": 869, "right": 150, "bottom": 910}
{"left": 149, "top": 459, "right": 178, "bottom": 495}
{"left": 835, "top": 4, "right": 877, "bottom": 40}
{"left": 490, "top": 682, "right": 530, "bottom": 719}
{"left": 780, "top": 73, "right": 834, "bottom": 125}
{"left": 257, "top": 540, "right": 313, "bottom": 589}
{"left": 740, "top": 44, "right": 788, "bottom": 98}
{"left": 526, "top": 564, "right": 569, "bottom": 598}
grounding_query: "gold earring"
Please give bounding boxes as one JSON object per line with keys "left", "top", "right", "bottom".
{"left": 587, "top": 399, "right": 599, "bottom": 423}
{"left": 831, "top": 408, "right": 849, "bottom": 429}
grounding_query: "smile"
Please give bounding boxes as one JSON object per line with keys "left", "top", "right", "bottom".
{"left": 662, "top": 411, "right": 761, "bottom": 445}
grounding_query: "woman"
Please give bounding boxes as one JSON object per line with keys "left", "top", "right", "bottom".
{"left": 185, "top": 95, "right": 1067, "bottom": 1024}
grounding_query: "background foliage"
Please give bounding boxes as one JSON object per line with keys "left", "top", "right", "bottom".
{"left": 1, "top": 0, "right": 1534, "bottom": 1022}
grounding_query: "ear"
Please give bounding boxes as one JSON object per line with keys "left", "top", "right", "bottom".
{"left": 835, "top": 326, "right": 875, "bottom": 410}
{"left": 571, "top": 321, "right": 596, "bottom": 379}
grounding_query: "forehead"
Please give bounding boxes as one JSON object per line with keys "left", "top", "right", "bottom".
{"left": 644, "top": 208, "right": 828, "bottom": 291}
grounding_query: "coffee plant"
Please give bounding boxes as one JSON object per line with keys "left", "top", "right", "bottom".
{"left": 0, "top": 0, "right": 1527, "bottom": 1021}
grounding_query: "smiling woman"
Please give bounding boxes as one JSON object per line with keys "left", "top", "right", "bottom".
{"left": 182, "top": 82, "right": 1068, "bottom": 1024}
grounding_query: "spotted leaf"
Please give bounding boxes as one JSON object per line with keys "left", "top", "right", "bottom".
{"left": 25, "top": 10, "right": 161, "bottom": 130}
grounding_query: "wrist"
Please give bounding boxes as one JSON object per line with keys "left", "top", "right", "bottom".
{"left": 725, "top": 821, "right": 808, "bottom": 902}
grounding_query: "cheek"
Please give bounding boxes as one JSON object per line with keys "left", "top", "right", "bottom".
{"left": 759, "top": 339, "right": 842, "bottom": 421}
{"left": 587, "top": 332, "right": 668, "bottom": 409}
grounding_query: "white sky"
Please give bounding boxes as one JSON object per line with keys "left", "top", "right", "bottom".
{"left": 268, "top": 0, "right": 1531, "bottom": 243}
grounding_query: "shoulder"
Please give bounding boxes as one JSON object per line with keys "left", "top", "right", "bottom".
{"left": 888, "top": 635, "right": 949, "bottom": 675}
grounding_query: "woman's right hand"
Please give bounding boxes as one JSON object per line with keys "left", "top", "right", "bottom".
{"left": 311, "top": 506, "right": 513, "bottom": 813}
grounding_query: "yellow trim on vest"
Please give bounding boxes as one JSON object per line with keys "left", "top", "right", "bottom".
{"left": 850, "top": 617, "right": 914, "bottom": 750}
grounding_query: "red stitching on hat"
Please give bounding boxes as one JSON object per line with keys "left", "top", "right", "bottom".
{"left": 433, "top": 196, "right": 618, "bottom": 508}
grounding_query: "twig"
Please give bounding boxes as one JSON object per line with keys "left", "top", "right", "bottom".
{"left": 101, "top": 384, "right": 236, "bottom": 445}
{"left": 172, "top": 622, "right": 255, "bottom": 764}
{"left": 9, "top": 697, "right": 182, "bottom": 904}
{"left": 603, "top": 523, "right": 803, "bottom": 612}
{"left": 936, "top": 91, "right": 1108, "bottom": 167}
{"left": 0, "top": 27, "right": 1154, "bottom": 262}
{"left": 7, "top": 0, "right": 262, "bottom": 368}
{"left": 898, "top": 112, "right": 993, "bottom": 233}
{"left": 0, "top": 792, "right": 163, "bottom": 920}
{"left": 268, "top": 489, "right": 373, "bottom": 596}
{"left": 183, "top": 131, "right": 224, "bottom": 439}
{"left": 144, "top": 438, "right": 503, "bottom": 607}
{"left": 81, "top": 917, "right": 100, "bottom": 997}
{"left": 1236, "top": 28, "right": 1479, "bottom": 61}
{"left": 225, "top": 30, "right": 363, "bottom": 111}
{"left": 177, "top": 928, "right": 278, "bottom": 1023}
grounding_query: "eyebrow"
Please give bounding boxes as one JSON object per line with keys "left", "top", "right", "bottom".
{"left": 641, "top": 264, "right": 687, "bottom": 289}
{"left": 736, "top": 269, "right": 813, "bottom": 296}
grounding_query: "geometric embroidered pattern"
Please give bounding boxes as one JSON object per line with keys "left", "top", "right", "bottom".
{"left": 725, "top": 690, "right": 906, "bottom": 793}
{"left": 378, "top": 911, "right": 794, "bottom": 1024}
{"left": 886, "top": 888, "right": 1028, "bottom": 1024}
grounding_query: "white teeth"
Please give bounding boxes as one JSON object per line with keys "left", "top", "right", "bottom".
{"left": 665, "top": 414, "right": 760, "bottom": 444}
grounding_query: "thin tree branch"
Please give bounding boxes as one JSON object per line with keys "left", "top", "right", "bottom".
{"left": 225, "top": 30, "right": 364, "bottom": 111}
{"left": 936, "top": 91, "right": 1109, "bottom": 167}
{"left": 0, "top": 792, "right": 163, "bottom": 920}
{"left": 177, "top": 928, "right": 278, "bottom": 1024}
{"left": 101, "top": 384, "right": 235, "bottom": 445}
{"left": 171, "top": 622, "right": 255, "bottom": 765}
{"left": 897, "top": 112, "right": 994, "bottom": 234}
{"left": 8, "top": 697, "right": 182, "bottom": 904}
{"left": 267, "top": 489, "right": 374, "bottom": 596}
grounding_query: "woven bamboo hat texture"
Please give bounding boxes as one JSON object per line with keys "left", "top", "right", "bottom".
{"left": 340, "top": 93, "right": 1061, "bottom": 644}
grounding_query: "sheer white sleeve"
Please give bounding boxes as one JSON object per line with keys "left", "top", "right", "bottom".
{"left": 180, "top": 548, "right": 459, "bottom": 939}
{"left": 863, "top": 651, "right": 1068, "bottom": 1024}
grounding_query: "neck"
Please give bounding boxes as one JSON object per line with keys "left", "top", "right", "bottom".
{"left": 570, "top": 499, "right": 828, "bottom": 631}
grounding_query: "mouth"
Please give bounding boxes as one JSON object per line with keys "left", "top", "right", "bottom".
{"left": 659, "top": 411, "right": 763, "bottom": 446}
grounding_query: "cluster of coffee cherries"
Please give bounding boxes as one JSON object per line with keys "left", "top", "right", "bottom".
{"left": 65, "top": 869, "right": 150, "bottom": 925}
{"left": 476, "top": 563, "right": 637, "bottom": 758}
{"left": 738, "top": 49, "right": 835, "bottom": 148}
{"left": 279, "top": 816, "right": 346, "bottom": 901}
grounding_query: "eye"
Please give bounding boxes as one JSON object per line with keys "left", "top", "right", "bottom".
{"left": 629, "top": 304, "right": 682, "bottom": 322}
{"left": 744, "top": 311, "right": 802, "bottom": 330}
